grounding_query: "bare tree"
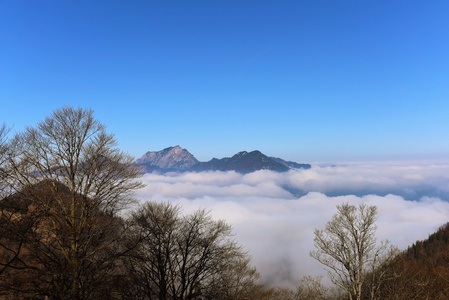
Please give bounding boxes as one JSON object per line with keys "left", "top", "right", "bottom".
{"left": 126, "top": 201, "right": 181, "bottom": 300}
{"left": 0, "top": 123, "right": 9, "bottom": 159}
{"left": 173, "top": 209, "right": 242, "bottom": 299}
{"left": 263, "top": 287, "right": 296, "bottom": 300}
{"left": 259, "top": 276, "right": 336, "bottom": 300}
{"left": 294, "top": 276, "right": 330, "bottom": 300}
{"left": 4, "top": 106, "right": 144, "bottom": 300}
{"left": 127, "top": 201, "right": 258, "bottom": 300}
{"left": 204, "top": 255, "right": 263, "bottom": 300}
{"left": 0, "top": 123, "right": 11, "bottom": 199}
{"left": 310, "top": 203, "right": 394, "bottom": 300}
{"left": 0, "top": 123, "right": 27, "bottom": 280}
{"left": 364, "top": 244, "right": 400, "bottom": 300}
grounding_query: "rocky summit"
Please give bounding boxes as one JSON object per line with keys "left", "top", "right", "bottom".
{"left": 135, "top": 145, "right": 199, "bottom": 172}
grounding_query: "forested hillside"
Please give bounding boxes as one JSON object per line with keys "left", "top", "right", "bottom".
{"left": 373, "top": 223, "right": 449, "bottom": 299}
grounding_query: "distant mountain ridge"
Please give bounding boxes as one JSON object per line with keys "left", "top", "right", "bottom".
{"left": 189, "top": 150, "right": 290, "bottom": 173}
{"left": 136, "top": 146, "right": 311, "bottom": 174}
{"left": 270, "top": 157, "right": 312, "bottom": 170}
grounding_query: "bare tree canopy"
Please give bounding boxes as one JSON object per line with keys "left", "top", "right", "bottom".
{"left": 9, "top": 106, "right": 143, "bottom": 210}
{"left": 1, "top": 106, "right": 144, "bottom": 300}
{"left": 0, "top": 123, "right": 11, "bottom": 199}
{"left": 126, "top": 201, "right": 262, "bottom": 300}
{"left": 310, "top": 203, "right": 395, "bottom": 300}
{"left": 0, "top": 123, "right": 9, "bottom": 159}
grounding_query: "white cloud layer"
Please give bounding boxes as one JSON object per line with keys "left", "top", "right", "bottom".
{"left": 134, "top": 160, "right": 449, "bottom": 287}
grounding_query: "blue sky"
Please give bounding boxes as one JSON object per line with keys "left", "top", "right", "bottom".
{"left": 1, "top": 0, "right": 448, "bottom": 162}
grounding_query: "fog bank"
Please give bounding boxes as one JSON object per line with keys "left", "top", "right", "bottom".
{"left": 135, "top": 160, "right": 449, "bottom": 287}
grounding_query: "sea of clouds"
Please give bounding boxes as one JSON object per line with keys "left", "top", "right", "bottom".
{"left": 134, "top": 159, "right": 449, "bottom": 287}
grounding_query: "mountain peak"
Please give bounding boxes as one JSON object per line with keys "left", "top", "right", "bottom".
{"left": 136, "top": 146, "right": 199, "bottom": 171}
{"left": 235, "top": 151, "right": 248, "bottom": 157}
{"left": 171, "top": 145, "right": 182, "bottom": 151}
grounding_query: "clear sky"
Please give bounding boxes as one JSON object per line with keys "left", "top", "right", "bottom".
{"left": 1, "top": 0, "right": 448, "bottom": 162}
